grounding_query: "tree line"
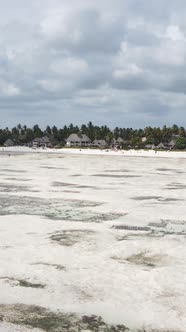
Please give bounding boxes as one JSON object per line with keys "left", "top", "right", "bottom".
{"left": 1, "top": 122, "right": 186, "bottom": 149}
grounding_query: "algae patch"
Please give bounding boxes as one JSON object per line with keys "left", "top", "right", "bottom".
{"left": 0, "top": 304, "right": 129, "bottom": 332}
{"left": 0, "top": 277, "right": 45, "bottom": 289}
{"left": 49, "top": 229, "right": 95, "bottom": 246}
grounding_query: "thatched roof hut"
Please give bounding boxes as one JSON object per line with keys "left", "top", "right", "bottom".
{"left": 66, "top": 133, "right": 91, "bottom": 146}
{"left": 4, "top": 139, "right": 15, "bottom": 147}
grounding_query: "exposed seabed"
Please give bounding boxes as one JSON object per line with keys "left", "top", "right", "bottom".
{"left": 0, "top": 151, "right": 186, "bottom": 331}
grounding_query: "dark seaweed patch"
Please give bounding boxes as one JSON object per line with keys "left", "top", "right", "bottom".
{"left": 113, "top": 220, "right": 186, "bottom": 238}
{"left": 52, "top": 182, "right": 75, "bottom": 187}
{"left": 126, "top": 252, "right": 165, "bottom": 268}
{"left": 132, "top": 196, "right": 184, "bottom": 202}
{"left": 163, "top": 198, "right": 184, "bottom": 202}
{"left": 49, "top": 229, "right": 95, "bottom": 246}
{"left": 104, "top": 169, "right": 130, "bottom": 173}
{"left": 0, "top": 304, "right": 129, "bottom": 332}
{"left": 0, "top": 195, "right": 123, "bottom": 223}
{"left": 92, "top": 174, "right": 141, "bottom": 178}
{"left": 112, "top": 225, "right": 150, "bottom": 231}
{"left": 41, "top": 166, "right": 66, "bottom": 170}
{"left": 132, "top": 196, "right": 162, "bottom": 201}
{"left": 52, "top": 181, "right": 98, "bottom": 189}
{"left": 62, "top": 190, "right": 80, "bottom": 193}
{"left": 32, "top": 262, "right": 66, "bottom": 271}
{"left": 111, "top": 252, "right": 166, "bottom": 268}
{"left": 0, "top": 277, "right": 45, "bottom": 289}
{"left": 5, "top": 177, "right": 31, "bottom": 181}
{"left": 0, "top": 184, "right": 37, "bottom": 193}
{"left": 165, "top": 183, "right": 186, "bottom": 190}
{"left": 156, "top": 168, "right": 177, "bottom": 172}
{"left": 0, "top": 169, "right": 27, "bottom": 173}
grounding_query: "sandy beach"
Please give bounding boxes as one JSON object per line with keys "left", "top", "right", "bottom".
{"left": 1, "top": 145, "right": 186, "bottom": 159}
{"left": 0, "top": 149, "right": 186, "bottom": 331}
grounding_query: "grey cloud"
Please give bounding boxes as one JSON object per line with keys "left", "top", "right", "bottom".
{"left": 127, "top": 0, "right": 186, "bottom": 23}
{"left": 40, "top": 8, "right": 125, "bottom": 56}
{"left": 0, "top": 0, "right": 186, "bottom": 128}
{"left": 125, "top": 28, "right": 160, "bottom": 47}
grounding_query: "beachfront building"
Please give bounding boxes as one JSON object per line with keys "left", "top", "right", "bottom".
{"left": 115, "top": 137, "right": 125, "bottom": 149}
{"left": 32, "top": 136, "right": 52, "bottom": 148}
{"left": 4, "top": 139, "right": 15, "bottom": 147}
{"left": 168, "top": 139, "right": 176, "bottom": 150}
{"left": 156, "top": 142, "right": 168, "bottom": 150}
{"left": 66, "top": 133, "right": 91, "bottom": 147}
{"left": 145, "top": 144, "right": 156, "bottom": 149}
{"left": 92, "top": 139, "right": 108, "bottom": 149}
{"left": 81, "top": 134, "right": 92, "bottom": 147}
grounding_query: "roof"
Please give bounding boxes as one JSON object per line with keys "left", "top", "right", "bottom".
{"left": 32, "top": 137, "right": 41, "bottom": 142}
{"left": 32, "top": 136, "right": 50, "bottom": 143}
{"left": 168, "top": 139, "right": 176, "bottom": 147}
{"left": 66, "top": 134, "right": 81, "bottom": 143}
{"left": 4, "top": 139, "right": 15, "bottom": 146}
{"left": 40, "top": 136, "right": 50, "bottom": 143}
{"left": 93, "top": 139, "right": 107, "bottom": 145}
{"left": 157, "top": 142, "right": 167, "bottom": 148}
{"left": 81, "top": 134, "right": 91, "bottom": 142}
{"left": 66, "top": 133, "right": 91, "bottom": 143}
{"left": 145, "top": 144, "right": 155, "bottom": 149}
{"left": 117, "top": 137, "right": 124, "bottom": 143}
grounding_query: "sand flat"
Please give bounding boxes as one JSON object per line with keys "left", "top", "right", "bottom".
{"left": 0, "top": 149, "right": 186, "bottom": 331}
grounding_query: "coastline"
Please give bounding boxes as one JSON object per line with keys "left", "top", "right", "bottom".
{"left": 0, "top": 146, "right": 186, "bottom": 331}
{"left": 1, "top": 146, "right": 186, "bottom": 159}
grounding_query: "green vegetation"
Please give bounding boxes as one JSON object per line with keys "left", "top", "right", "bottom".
{"left": 175, "top": 137, "right": 186, "bottom": 150}
{"left": 0, "top": 122, "right": 186, "bottom": 149}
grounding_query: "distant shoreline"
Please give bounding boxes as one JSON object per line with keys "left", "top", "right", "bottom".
{"left": 1, "top": 146, "right": 186, "bottom": 159}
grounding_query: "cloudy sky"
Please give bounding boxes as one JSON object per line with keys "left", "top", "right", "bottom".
{"left": 0, "top": 0, "right": 186, "bottom": 128}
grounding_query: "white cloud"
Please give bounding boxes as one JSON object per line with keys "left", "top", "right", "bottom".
{"left": 0, "top": 0, "right": 186, "bottom": 127}
{"left": 113, "top": 64, "right": 143, "bottom": 79}
{"left": 50, "top": 57, "right": 88, "bottom": 77}
{"left": 37, "top": 79, "right": 62, "bottom": 93}
{"left": 0, "top": 81, "right": 21, "bottom": 97}
{"left": 166, "top": 25, "right": 185, "bottom": 41}
{"left": 154, "top": 40, "right": 185, "bottom": 66}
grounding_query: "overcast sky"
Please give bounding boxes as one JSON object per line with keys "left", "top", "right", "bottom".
{"left": 0, "top": 0, "right": 186, "bottom": 128}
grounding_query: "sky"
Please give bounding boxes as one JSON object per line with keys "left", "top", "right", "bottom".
{"left": 0, "top": 0, "right": 186, "bottom": 129}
